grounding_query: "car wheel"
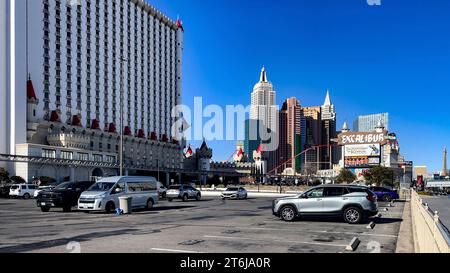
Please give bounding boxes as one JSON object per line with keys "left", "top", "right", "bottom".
{"left": 168, "top": 198, "right": 173, "bottom": 202}
{"left": 63, "top": 206, "right": 72, "bottom": 213}
{"left": 383, "top": 195, "right": 392, "bottom": 202}
{"left": 244, "top": 194, "right": 248, "bottom": 199}
{"left": 343, "top": 207, "right": 363, "bottom": 224}
{"left": 182, "top": 194, "right": 188, "bottom": 202}
{"left": 23, "top": 193, "right": 30, "bottom": 199}
{"left": 146, "top": 199, "right": 154, "bottom": 210}
{"left": 40, "top": 206, "right": 50, "bottom": 212}
{"left": 105, "top": 202, "right": 115, "bottom": 213}
{"left": 196, "top": 193, "right": 201, "bottom": 201}
{"left": 280, "top": 205, "right": 296, "bottom": 222}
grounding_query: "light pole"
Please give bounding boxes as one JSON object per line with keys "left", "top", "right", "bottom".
{"left": 119, "top": 57, "right": 126, "bottom": 176}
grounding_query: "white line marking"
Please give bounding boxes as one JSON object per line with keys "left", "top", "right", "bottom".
{"left": 246, "top": 227, "right": 398, "bottom": 238}
{"left": 151, "top": 248, "right": 204, "bottom": 253}
{"left": 204, "top": 235, "right": 347, "bottom": 248}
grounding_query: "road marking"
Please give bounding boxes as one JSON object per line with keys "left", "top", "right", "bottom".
{"left": 246, "top": 227, "right": 398, "bottom": 238}
{"left": 151, "top": 248, "right": 205, "bottom": 253}
{"left": 204, "top": 235, "right": 347, "bottom": 248}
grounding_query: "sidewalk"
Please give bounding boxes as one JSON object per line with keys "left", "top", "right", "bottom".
{"left": 395, "top": 200, "right": 415, "bottom": 253}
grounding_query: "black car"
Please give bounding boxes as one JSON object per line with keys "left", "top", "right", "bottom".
{"left": 36, "top": 181, "right": 95, "bottom": 212}
{"left": 0, "top": 184, "right": 13, "bottom": 198}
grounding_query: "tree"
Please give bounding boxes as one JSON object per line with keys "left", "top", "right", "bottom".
{"left": 363, "top": 166, "right": 394, "bottom": 187}
{"left": 0, "top": 168, "right": 9, "bottom": 184}
{"left": 335, "top": 169, "right": 357, "bottom": 184}
{"left": 10, "top": 176, "right": 26, "bottom": 184}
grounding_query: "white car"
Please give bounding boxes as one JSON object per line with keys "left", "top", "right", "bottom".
{"left": 33, "top": 186, "right": 55, "bottom": 198}
{"left": 221, "top": 187, "right": 248, "bottom": 200}
{"left": 157, "top": 181, "right": 167, "bottom": 198}
{"left": 9, "top": 184, "right": 38, "bottom": 199}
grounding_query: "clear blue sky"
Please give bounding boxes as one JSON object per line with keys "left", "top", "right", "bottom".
{"left": 149, "top": 0, "right": 450, "bottom": 172}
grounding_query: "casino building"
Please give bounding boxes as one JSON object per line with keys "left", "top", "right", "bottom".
{"left": 0, "top": 0, "right": 185, "bottom": 183}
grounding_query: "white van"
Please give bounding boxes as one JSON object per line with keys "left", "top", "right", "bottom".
{"left": 78, "top": 176, "right": 159, "bottom": 213}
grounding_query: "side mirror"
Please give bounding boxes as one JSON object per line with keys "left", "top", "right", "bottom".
{"left": 301, "top": 194, "right": 308, "bottom": 199}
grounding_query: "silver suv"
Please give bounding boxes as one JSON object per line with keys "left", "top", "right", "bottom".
{"left": 272, "top": 185, "right": 378, "bottom": 224}
{"left": 166, "top": 185, "right": 201, "bottom": 202}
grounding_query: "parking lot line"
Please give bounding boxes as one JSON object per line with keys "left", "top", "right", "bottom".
{"left": 203, "top": 235, "right": 348, "bottom": 248}
{"left": 246, "top": 227, "right": 399, "bottom": 238}
{"left": 151, "top": 248, "right": 205, "bottom": 253}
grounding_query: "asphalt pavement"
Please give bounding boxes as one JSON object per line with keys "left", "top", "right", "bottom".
{"left": 421, "top": 195, "right": 450, "bottom": 231}
{"left": 0, "top": 197, "right": 404, "bottom": 253}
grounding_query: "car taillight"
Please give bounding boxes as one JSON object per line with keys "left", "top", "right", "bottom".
{"left": 367, "top": 194, "right": 376, "bottom": 202}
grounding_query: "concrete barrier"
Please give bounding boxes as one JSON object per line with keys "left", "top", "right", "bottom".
{"left": 410, "top": 190, "right": 450, "bottom": 253}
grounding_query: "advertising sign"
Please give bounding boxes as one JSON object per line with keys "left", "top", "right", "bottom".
{"left": 351, "top": 168, "right": 370, "bottom": 178}
{"left": 338, "top": 131, "right": 388, "bottom": 145}
{"left": 345, "top": 156, "right": 380, "bottom": 168}
{"left": 345, "top": 144, "right": 381, "bottom": 157}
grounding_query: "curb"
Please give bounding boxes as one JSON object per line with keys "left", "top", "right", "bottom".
{"left": 346, "top": 237, "right": 361, "bottom": 251}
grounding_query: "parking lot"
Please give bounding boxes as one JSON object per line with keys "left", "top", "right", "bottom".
{"left": 0, "top": 197, "right": 404, "bottom": 253}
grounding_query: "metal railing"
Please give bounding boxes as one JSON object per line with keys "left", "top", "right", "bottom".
{"left": 410, "top": 190, "right": 450, "bottom": 253}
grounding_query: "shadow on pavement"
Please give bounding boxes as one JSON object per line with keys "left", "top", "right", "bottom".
{"left": 0, "top": 228, "right": 139, "bottom": 253}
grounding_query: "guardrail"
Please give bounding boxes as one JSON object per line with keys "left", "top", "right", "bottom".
{"left": 410, "top": 190, "right": 450, "bottom": 253}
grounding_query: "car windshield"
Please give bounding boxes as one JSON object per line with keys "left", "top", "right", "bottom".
{"left": 226, "top": 188, "right": 239, "bottom": 191}
{"left": 10, "top": 185, "right": 19, "bottom": 190}
{"left": 55, "top": 182, "right": 73, "bottom": 189}
{"left": 169, "top": 186, "right": 181, "bottom": 190}
{"left": 87, "top": 182, "right": 116, "bottom": 192}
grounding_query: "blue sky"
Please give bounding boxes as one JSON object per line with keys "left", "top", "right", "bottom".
{"left": 149, "top": 0, "right": 450, "bottom": 172}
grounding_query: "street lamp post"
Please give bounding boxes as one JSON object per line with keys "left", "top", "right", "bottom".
{"left": 119, "top": 57, "right": 126, "bottom": 176}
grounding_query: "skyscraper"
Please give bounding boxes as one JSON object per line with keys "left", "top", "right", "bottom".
{"left": 250, "top": 67, "right": 277, "bottom": 133}
{"left": 0, "top": 0, "right": 184, "bottom": 182}
{"left": 321, "top": 90, "right": 337, "bottom": 170}
{"left": 444, "top": 146, "right": 448, "bottom": 177}
{"left": 275, "top": 98, "right": 305, "bottom": 174}
{"left": 353, "top": 113, "right": 389, "bottom": 132}
{"left": 302, "top": 106, "right": 322, "bottom": 172}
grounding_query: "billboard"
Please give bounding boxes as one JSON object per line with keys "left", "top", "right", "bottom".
{"left": 345, "top": 156, "right": 380, "bottom": 168}
{"left": 345, "top": 144, "right": 381, "bottom": 157}
{"left": 338, "top": 131, "right": 388, "bottom": 145}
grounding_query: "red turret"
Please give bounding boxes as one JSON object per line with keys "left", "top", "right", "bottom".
{"left": 124, "top": 126, "right": 132, "bottom": 136}
{"left": 27, "top": 76, "right": 37, "bottom": 101}
{"left": 150, "top": 132, "right": 158, "bottom": 141}
{"left": 91, "top": 119, "right": 100, "bottom": 130}
{"left": 71, "top": 115, "right": 82, "bottom": 127}
{"left": 50, "top": 111, "right": 61, "bottom": 122}
{"left": 108, "top": 123, "right": 117, "bottom": 133}
{"left": 137, "top": 129, "right": 145, "bottom": 138}
{"left": 176, "top": 17, "right": 184, "bottom": 32}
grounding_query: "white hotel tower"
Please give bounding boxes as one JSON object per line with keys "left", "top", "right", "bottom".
{"left": 250, "top": 67, "right": 277, "bottom": 133}
{"left": 0, "top": 0, "right": 185, "bottom": 183}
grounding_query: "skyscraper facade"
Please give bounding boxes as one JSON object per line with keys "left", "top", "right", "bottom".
{"left": 1, "top": 0, "right": 184, "bottom": 182}
{"left": 275, "top": 98, "right": 305, "bottom": 174}
{"left": 353, "top": 113, "right": 389, "bottom": 132}
{"left": 302, "top": 106, "right": 322, "bottom": 173}
{"left": 250, "top": 67, "right": 277, "bottom": 133}
{"left": 321, "top": 90, "right": 337, "bottom": 170}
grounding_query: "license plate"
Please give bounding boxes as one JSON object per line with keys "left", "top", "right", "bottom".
{"left": 41, "top": 202, "right": 46, "bottom": 206}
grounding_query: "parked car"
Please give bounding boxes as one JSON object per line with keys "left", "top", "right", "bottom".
{"left": 78, "top": 176, "right": 159, "bottom": 213}
{"left": 0, "top": 184, "right": 13, "bottom": 198}
{"left": 369, "top": 186, "right": 399, "bottom": 202}
{"left": 272, "top": 185, "right": 378, "bottom": 224}
{"left": 9, "top": 184, "right": 38, "bottom": 199}
{"left": 37, "top": 181, "right": 95, "bottom": 212}
{"left": 157, "top": 181, "right": 167, "bottom": 198}
{"left": 166, "top": 184, "right": 201, "bottom": 202}
{"left": 221, "top": 187, "right": 248, "bottom": 200}
{"left": 33, "top": 185, "right": 56, "bottom": 198}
